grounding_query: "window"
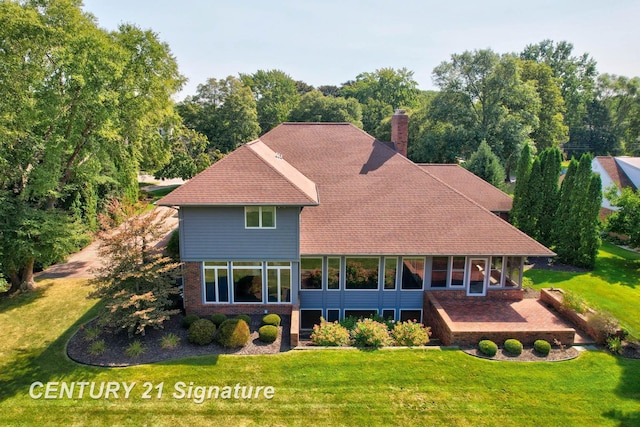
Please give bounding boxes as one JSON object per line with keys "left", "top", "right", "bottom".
{"left": 245, "top": 206, "right": 276, "bottom": 228}
{"left": 384, "top": 257, "right": 397, "bottom": 290}
{"left": 232, "top": 261, "right": 263, "bottom": 303}
{"left": 345, "top": 257, "right": 379, "bottom": 290}
{"left": 400, "top": 309, "right": 422, "bottom": 323}
{"left": 300, "top": 309, "right": 322, "bottom": 329}
{"left": 505, "top": 257, "right": 522, "bottom": 288}
{"left": 267, "top": 262, "right": 291, "bottom": 303}
{"left": 327, "top": 257, "right": 340, "bottom": 290}
{"left": 451, "top": 256, "right": 465, "bottom": 287}
{"left": 430, "top": 257, "right": 448, "bottom": 288}
{"left": 382, "top": 309, "right": 395, "bottom": 321}
{"left": 344, "top": 309, "right": 378, "bottom": 319}
{"left": 326, "top": 309, "right": 340, "bottom": 323}
{"left": 203, "top": 262, "right": 229, "bottom": 303}
{"left": 402, "top": 257, "right": 424, "bottom": 289}
{"left": 300, "top": 258, "right": 322, "bottom": 290}
{"left": 489, "top": 256, "right": 503, "bottom": 287}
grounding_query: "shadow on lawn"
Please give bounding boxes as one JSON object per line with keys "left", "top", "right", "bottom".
{"left": 603, "top": 355, "right": 640, "bottom": 426}
{"left": 0, "top": 283, "right": 53, "bottom": 314}
{"left": 0, "top": 301, "right": 102, "bottom": 404}
{"left": 592, "top": 257, "right": 640, "bottom": 289}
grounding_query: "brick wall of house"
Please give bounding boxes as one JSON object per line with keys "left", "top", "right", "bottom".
{"left": 427, "top": 289, "right": 524, "bottom": 301}
{"left": 182, "top": 261, "right": 293, "bottom": 317}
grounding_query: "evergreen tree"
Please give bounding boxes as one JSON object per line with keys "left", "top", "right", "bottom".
{"left": 465, "top": 140, "right": 507, "bottom": 189}
{"left": 518, "top": 158, "right": 543, "bottom": 238}
{"left": 537, "top": 148, "right": 563, "bottom": 246}
{"left": 510, "top": 143, "right": 533, "bottom": 229}
{"left": 578, "top": 174, "right": 602, "bottom": 268}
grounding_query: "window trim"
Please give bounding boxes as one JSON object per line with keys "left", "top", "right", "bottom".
{"left": 327, "top": 257, "right": 341, "bottom": 291}
{"left": 381, "top": 309, "right": 396, "bottom": 321}
{"left": 202, "top": 261, "right": 230, "bottom": 304}
{"left": 267, "top": 262, "right": 291, "bottom": 304}
{"left": 383, "top": 257, "right": 398, "bottom": 291}
{"left": 300, "top": 308, "right": 323, "bottom": 330}
{"left": 300, "top": 257, "right": 324, "bottom": 291}
{"left": 244, "top": 206, "right": 276, "bottom": 229}
{"left": 401, "top": 256, "right": 425, "bottom": 291}
{"left": 231, "top": 261, "right": 264, "bottom": 304}
{"left": 326, "top": 308, "right": 340, "bottom": 323}
{"left": 450, "top": 256, "right": 466, "bottom": 287}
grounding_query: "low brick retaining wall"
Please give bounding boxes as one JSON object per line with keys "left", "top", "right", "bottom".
{"left": 540, "top": 288, "right": 598, "bottom": 342}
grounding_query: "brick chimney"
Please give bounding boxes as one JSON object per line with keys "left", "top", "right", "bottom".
{"left": 391, "top": 109, "right": 408, "bottom": 157}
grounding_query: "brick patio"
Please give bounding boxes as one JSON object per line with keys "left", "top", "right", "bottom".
{"left": 424, "top": 291, "right": 584, "bottom": 346}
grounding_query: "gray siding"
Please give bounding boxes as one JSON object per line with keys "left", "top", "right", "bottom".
{"left": 180, "top": 206, "right": 300, "bottom": 261}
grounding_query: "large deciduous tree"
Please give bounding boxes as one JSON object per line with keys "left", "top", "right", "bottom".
{"left": 0, "top": 0, "right": 183, "bottom": 293}
{"left": 288, "top": 90, "right": 363, "bottom": 127}
{"left": 605, "top": 187, "right": 640, "bottom": 247}
{"left": 427, "top": 50, "right": 540, "bottom": 174}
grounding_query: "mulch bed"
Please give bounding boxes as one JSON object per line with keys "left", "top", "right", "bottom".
{"left": 462, "top": 346, "right": 581, "bottom": 362}
{"left": 67, "top": 314, "right": 291, "bottom": 367}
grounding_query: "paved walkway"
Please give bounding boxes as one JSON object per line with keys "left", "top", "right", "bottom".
{"left": 38, "top": 206, "right": 179, "bottom": 279}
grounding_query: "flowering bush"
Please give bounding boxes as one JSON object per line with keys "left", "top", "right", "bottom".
{"left": 391, "top": 320, "right": 431, "bottom": 346}
{"left": 351, "top": 318, "right": 393, "bottom": 347}
{"left": 310, "top": 318, "right": 351, "bottom": 346}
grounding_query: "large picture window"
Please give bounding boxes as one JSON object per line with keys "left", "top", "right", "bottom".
{"left": 267, "top": 262, "right": 291, "bottom": 303}
{"left": 245, "top": 206, "right": 276, "bottom": 228}
{"left": 402, "top": 257, "right": 424, "bottom": 289}
{"left": 300, "top": 258, "right": 322, "bottom": 290}
{"left": 203, "top": 262, "right": 229, "bottom": 303}
{"left": 232, "top": 262, "right": 263, "bottom": 302}
{"left": 345, "top": 257, "right": 379, "bottom": 290}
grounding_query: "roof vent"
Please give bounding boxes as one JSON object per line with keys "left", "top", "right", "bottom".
{"left": 275, "top": 152, "right": 283, "bottom": 160}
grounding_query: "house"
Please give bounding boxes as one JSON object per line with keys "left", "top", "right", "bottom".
{"left": 592, "top": 156, "right": 639, "bottom": 215}
{"left": 158, "top": 111, "right": 554, "bottom": 337}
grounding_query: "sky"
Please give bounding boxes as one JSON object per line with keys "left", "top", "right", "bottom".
{"left": 81, "top": 0, "right": 640, "bottom": 100}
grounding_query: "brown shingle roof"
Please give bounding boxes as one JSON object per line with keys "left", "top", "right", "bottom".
{"left": 258, "top": 123, "right": 552, "bottom": 256}
{"left": 596, "top": 156, "right": 637, "bottom": 190}
{"left": 418, "top": 164, "right": 513, "bottom": 212}
{"left": 158, "top": 140, "right": 319, "bottom": 206}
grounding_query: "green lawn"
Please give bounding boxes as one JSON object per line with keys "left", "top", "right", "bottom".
{"left": 526, "top": 242, "right": 640, "bottom": 338}
{"left": 1, "top": 277, "right": 639, "bottom": 425}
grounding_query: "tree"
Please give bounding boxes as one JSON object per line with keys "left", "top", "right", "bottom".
{"left": 428, "top": 50, "right": 540, "bottom": 175}
{"left": 178, "top": 76, "right": 260, "bottom": 153}
{"left": 553, "top": 154, "right": 602, "bottom": 268}
{"left": 569, "top": 98, "right": 622, "bottom": 156}
{"left": 596, "top": 74, "right": 640, "bottom": 155}
{"left": 288, "top": 90, "right": 362, "bottom": 127}
{"left": 510, "top": 143, "right": 533, "bottom": 230}
{"left": 241, "top": 69, "right": 300, "bottom": 133}
{"left": 465, "top": 141, "right": 506, "bottom": 189}
{"left": 521, "top": 61, "right": 569, "bottom": 150}
{"left": 0, "top": 0, "right": 183, "bottom": 292}
{"left": 89, "top": 204, "right": 181, "bottom": 336}
{"left": 605, "top": 187, "right": 640, "bottom": 247}
{"left": 154, "top": 126, "right": 223, "bottom": 180}
{"left": 536, "top": 148, "right": 563, "bottom": 246}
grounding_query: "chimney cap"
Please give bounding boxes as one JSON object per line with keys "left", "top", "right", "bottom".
{"left": 394, "top": 109, "right": 407, "bottom": 115}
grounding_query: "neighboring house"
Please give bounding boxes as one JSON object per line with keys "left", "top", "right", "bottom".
{"left": 592, "top": 156, "right": 639, "bottom": 214}
{"left": 158, "top": 111, "right": 553, "bottom": 332}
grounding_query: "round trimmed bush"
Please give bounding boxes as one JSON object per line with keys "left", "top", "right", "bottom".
{"left": 478, "top": 339, "right": 498, "bottom": 357}
{"left": 234, "top": 314, "right": 252, "bottom": 327}
{"left": 182, "top": 314, "right": 200, "bottom": 329}
{"left": 187, "top": 319, "right": 216, "bottom": 345}
{"left": 534, "top": 339, "right": 551, "bottom": 355}
{"left": 261, "top": 313, "right": 281, "bottom": 327}
{"left": 504, "top": 338, "right": 523, "bottom": 356}
{"left": 258, "top": 325, "right": 278, "bottom": 343}
{"left": 217, "top": 319, "right": 251, "bottom": 348}
{"left": 210, "top": 313, "right": 228, "bottom": 327}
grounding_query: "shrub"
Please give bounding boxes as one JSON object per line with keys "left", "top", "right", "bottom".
{"left": 217, "top": 319, "right": 251, "bottom": 348}
{"left": 351, "top": 318, "right": 393, "bottom": 347}
{"left": 210, "top": 313, "right": 228, "bottom": 327}
{"left": 125, "top": 340, "right": 146, "bottom": 358}
{"left": 534, "top": 339, "right": 551, "bottom": 355}
{"left": 587, "top": 311, "right": 619, "bottom": 344}
{"left": 504, "top": 338, "right": 523, "bottom": 356}
{"left": 188, "top": 319, "right": 216, "bottom": 345}
{"left": 311, "top": 318, "right": 352, "bottom": 346}
{"left": 89, "top": 339, "right": 106, "bottom": 355}
{"left": 561, "top": 290, "right": 587, "bottom": 314}
{"left": 478, "top": 339, "right": 498, "bottom": 357}
{"left": 391, "top": 320, "right": 431, "bottom": 346}
{"left": 83, "top": 325, "right": 102, "bottom": 342}
{"left": 258, "top": 325, "right": 278, "bottom": 343}
{"left": 261, "top": 313, "right": 281, "bottom": 327}
{"left": 160, "top": 332, "right": 180, "bottom": 349}
{"left": 235, "top": 314, "right": 252, "bottom": 327}
{"left": 165, "top": 230, "right": 180, "bottom": 260}
{"left": 339, "top": 316, "right": 359, "bottom": 331}
{"left": 606, "top": 336, "right": 623, "bottom": 355}
{"left": 182, "top": 314, "right": 200, "bottom": 329}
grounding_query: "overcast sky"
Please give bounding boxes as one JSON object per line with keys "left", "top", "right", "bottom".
{"left": 82, "top": 0, "right": 640, "bottom": 99}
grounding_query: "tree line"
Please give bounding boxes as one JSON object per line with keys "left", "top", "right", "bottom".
{"left": 2, "top": 0, "right": 639, "bottom": 293}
